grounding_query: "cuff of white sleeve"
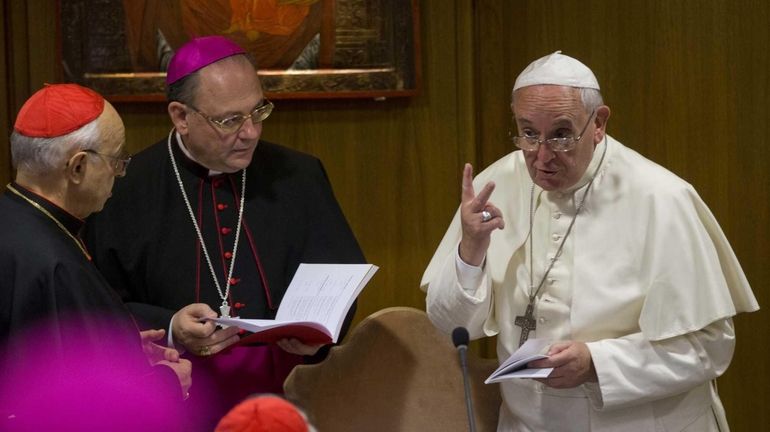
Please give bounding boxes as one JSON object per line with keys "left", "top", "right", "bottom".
{"left": 167, "top": 315, "right": 186, "bottom": 354}
{"left": 455, "top": 248, "right": 485, "bottom": 294}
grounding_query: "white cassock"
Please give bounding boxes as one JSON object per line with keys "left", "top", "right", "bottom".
{"left": 421, "top": 136, "right": 758, "bottom": 431}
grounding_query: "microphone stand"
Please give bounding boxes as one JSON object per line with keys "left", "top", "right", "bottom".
{"left": 458, "top": 344, "right": 476, "bottom": 432}
{"left": 453, "top": 327, "right": 476, "bottom": 432}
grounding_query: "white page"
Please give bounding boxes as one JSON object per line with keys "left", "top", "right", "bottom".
{"left": 274, "top": 263, "right": 377, "bottom": 339}
{"left": 213, "top": 317, "right": 328, "bottom": 334}
{"left": 485, "top": 367, "right": 553, "bottom": 383}
{"left": 485, "top": 338, "right": 553, "bottom": 384}
{"left": 497, "top": 338, "right": 550, "bottom": 370}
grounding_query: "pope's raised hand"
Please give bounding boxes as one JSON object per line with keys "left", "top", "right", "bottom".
{"left": 459, "top": 163, "right": 505, "bottom": 266}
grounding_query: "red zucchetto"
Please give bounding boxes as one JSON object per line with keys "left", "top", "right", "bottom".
{"left": 166, "top": 35, "right": 246, "bottom": 85}
{"left": 14, "top": 83, "right": 105, "bottom": 138}
{"left": 214, "top": 396, "right": 310, "bottom": 432}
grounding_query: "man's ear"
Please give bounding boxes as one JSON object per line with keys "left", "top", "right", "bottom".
{"left": 168, "top": 102, "right": 190, "bottom": 135}
{"left": 593, "top": 105, "right": 611, "bottom": 144}
{"left": 65, "top": 151, "right": 88, "bottom": 184}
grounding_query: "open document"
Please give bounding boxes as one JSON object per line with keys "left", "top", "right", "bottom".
{"left": 485, "top": 338, "right": 553, "bottom": 384}
{"left": 212, "top": 263, "right": 378, "bottom": 345}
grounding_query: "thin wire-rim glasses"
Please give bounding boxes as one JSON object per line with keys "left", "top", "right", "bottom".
{"left": 83, "top": 149, "right": 132, "bottom": 177}
{"left": 510, "top": 109, "right": 596, "bottom": 152}
{"left": 189, "top": 100, "right": 274, "bottom": 134}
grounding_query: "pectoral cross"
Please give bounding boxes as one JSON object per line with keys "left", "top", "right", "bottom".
{"left": 220, "top": 302, "right": 231, "bottom": 318}
{"left": 515, "top": 301, "right": 537, "bottom": 347}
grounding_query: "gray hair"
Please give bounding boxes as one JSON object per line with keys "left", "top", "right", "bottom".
{"left": 511, "top": 86, "right": 604, "bottom": 114}
{"left": 579, "top": 87, "right": 604, "bottom": 113}
{"left": 166, "top": 53, "right": 258, "bottom": 105}
{"left": 11, "top": 118, "right": 101, "bottom": 175}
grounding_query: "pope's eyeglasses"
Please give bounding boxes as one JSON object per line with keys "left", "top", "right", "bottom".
{"left": 510, "top": 109, "right": 596, "bottom": 152}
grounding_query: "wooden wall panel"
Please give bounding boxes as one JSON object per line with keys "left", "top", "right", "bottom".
{"left": 1, "top": 0, "right": 59, "bottom": 184}
{"left": 475, "top": 0, "right": 769, "bottom": 429}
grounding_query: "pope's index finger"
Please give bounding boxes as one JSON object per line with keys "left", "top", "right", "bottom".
{"left": 462, "top": 163, "right": 475, "bottom": 202}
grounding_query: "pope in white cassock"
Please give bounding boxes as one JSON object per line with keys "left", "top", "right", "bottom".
{"left": 421, "top": 52, "right": 759, "bottom": 431}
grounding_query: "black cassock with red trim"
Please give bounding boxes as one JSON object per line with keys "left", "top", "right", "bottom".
{"left": 84, "top": 134, "right": 365, "bottom": 426}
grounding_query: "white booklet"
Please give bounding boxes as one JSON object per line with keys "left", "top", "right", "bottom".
{"left": 211, "top": 263, "right": 378, "bottom": 345}
{"left": 485, "top": 338, "right": 553, "bottom": 384}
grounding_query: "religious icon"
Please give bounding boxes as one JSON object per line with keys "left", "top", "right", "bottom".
{"left": 121, "top": 0, "right": 324, "bottom": 72}
{"left": 59, "top": 0, "right": 420, "bottom": 100}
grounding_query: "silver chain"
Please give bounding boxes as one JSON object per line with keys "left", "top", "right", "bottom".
{"left": 527, "top": 138, "right": 607, "bottom": 303}
{"left": 166, "top": 129, "right": 246, "bottom": 313}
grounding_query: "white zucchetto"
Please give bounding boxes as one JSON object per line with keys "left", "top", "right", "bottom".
{"left": 513, "top": 51, "right": 600, "bottom": 91}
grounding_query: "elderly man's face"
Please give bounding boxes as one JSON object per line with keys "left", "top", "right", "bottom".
{"left": 512, "top": 85, "right": 603, "bottom": 192}
{"left": 180, "top": 57, "right": 264, "bottom": 173}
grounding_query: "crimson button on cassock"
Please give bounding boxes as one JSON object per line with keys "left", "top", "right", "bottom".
{"left": 220, "top": 227, "right": 232, "bottom": 235}
{"left": 224, "top": 251, "right": 233, "bottom": 259}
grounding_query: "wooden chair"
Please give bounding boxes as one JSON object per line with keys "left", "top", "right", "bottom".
{"left": 284, "top": 307, "right": 501, "bottom": 432}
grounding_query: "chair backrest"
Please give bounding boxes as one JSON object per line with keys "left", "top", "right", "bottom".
{"left": 284, "top": 307, "right": 501, "bottom": 432}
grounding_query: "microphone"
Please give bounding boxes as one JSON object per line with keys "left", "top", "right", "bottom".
{"left": 452, "top": 327, "right": 476, "bottom": 432}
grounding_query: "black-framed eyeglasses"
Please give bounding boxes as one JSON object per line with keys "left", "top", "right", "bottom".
{"left": 509, "top": 109, "right": 596, "bottom": 152}
{"left": 83, "top": 149, "right": 132, "bottom": 177}
{"left": 189, "top": 100, "right": 274, "bottom": 134}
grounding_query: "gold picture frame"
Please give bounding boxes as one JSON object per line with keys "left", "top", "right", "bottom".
{"left": 59, "top": 0, "right": 420, "bottom": 101}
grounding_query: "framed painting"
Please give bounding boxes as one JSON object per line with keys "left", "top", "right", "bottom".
{"left": 59, "top": 0, "right": 420, "bottom": 101}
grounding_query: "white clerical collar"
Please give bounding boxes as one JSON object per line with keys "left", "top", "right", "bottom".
{"left": 175, "top": 131, "right": 223, "bottom": 177}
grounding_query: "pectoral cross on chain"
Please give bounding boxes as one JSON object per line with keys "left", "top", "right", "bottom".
{"left": 220, "top": 302, "right": 231, "bottom": 318}
{"left": 514, "top": 301, "right": 537, "bottom": 347}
